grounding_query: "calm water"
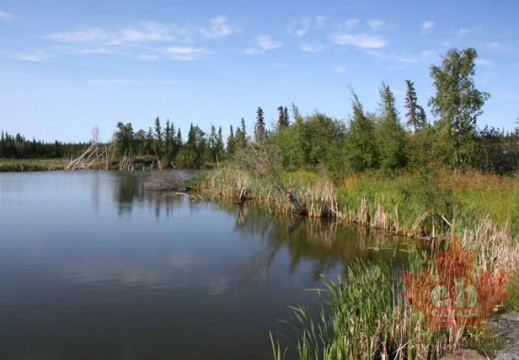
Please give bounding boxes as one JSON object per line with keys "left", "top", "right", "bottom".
{"left": 0, "top": 171, "right": 417, "bottom": 360}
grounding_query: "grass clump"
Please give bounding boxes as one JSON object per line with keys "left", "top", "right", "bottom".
{"left": 272, "top": 260, "right": 467, "bottom": 360}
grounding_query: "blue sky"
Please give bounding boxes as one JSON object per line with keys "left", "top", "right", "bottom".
{"left": 0, "top": 0, "right": 518, "bottom": 142}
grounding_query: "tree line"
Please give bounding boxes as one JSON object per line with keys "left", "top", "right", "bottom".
{"left": 1, "top": 48, "right": 518, "bottom": 174}
{"left": 0, "top": 132, "right": 87, "bottom": 159}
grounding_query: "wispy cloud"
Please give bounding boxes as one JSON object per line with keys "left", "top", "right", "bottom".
{"left": 199, "top": 15, "right": 239, "bottom": 39}
{"left": 287, "top": 15, "right": 327, "bottom": 37}
{"left": 457, "top": 26, "right": 482, "bottom": 36}
{"left": 45, "top": 18, "right": 229, "bottom": 61}
{"left": 421, "top": 49, "right": 440, "bottom": 59}
{"left": 242, "top": 34, "right": 282, "bottom": 55}
{"left": 1, "top": 51, "right": 50, "bottom": 62}
{"left": 475, "top": 58, "right": 493, "bottom": 67}
{"left": 257, "top": 34, "right": 281, "bottom": 50}
{"left": 300, "top": 43, "right": 324, "bottom": 53}
{"left": 334, "top": 65, "right": 345, "bottom": 73}
{"left": 422, "top": 20, "right": 435, "bottom": 32}
{"left": 0, "top": 9, "right": 13, "bottom": 21}
{"left": 89, "top": 78, "right": 141, "bottom": 85}
{"left": 242, "top": 47, "right": 260, "bottom": 55}
{"left": 368, "top": 50, "right": 420, "bottom": 65}
{"left": 329, "top": 32, "right": 387, "bottom": 49}
{"left": 160, "top": 46, "right": 210, "bottom": 61}
{"left": 367, "top": 19, "right": 384, "bottom": 31}
{"left": 47, "top": 23, "right": 179, "bottom": 45}
{"left": 487, "top": 41, "right": 514, "bottom": 53}
{"left": 498, "top": 92, "right": 519, "bottom": 101}
{"left": 340, "top": 19, "right": 360, "bottom": 30}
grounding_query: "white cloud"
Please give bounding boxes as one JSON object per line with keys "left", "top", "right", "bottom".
{"left": 257, "top": 34, "right": 281, "bottom": 50}
{"left": 475, "top": 58, "right": 493, "bottom": 67}
{"left": 47, "top": 28, "right": 108, "bottom": 43}
{"left": 271, "top": 62, "right": 288, "bottom": 69}
{"left": 161, "top": 46, "right": 211, "bottom": 61}
{"left": 315, "top": 15, "right": 328, "bottom": 27}
{"left": 242, "top": 47, "right": 260, "bottom": 55}
{"left": 47, "top": 23, "right": 177, "bottom": 45}
{"left": 199, "top": 15, "right": 238, "bottom": 39}
{"left": 368, "top": 50, "right": 420, "bottom": 64}
{"left": 334, "top": 66, "right": 345, "bottom": 73}
{"left": 329, "top": 32, "right": 387, "bottom": 49}
{"left": 89, "top": 78, "right": 140, "bottom": 85}
{"left": 421, "top": 49, "right": 441, "bottom": 60}
{"left": 422, "top": 20, "right": 435, "bottom": 32}
{"left": 287, "top": 15, "right": 327, "bottom": 37}
{"left": 288, "top": 17, "right": 312, "bottom": 37}
{"left": 1, "top": 51, "right": 50, "bottom": 62}
{"left": 0, "top": 10, "right": 13, "bottom": 21}
{"left": 488, "top": 41, "right": 513, "bottom": 53}
{"left": 341, "top": 18, "right": 360, "bottom": 30}
{"left": 498, "top": 92, "right": 519, "bottom": 101}
{"left": 457, "top": 26, "right": 481, "bottom": 36}
{"left": 45, "top": 19, "right": 229, "bottom": 61}
{"left": 367, "top": 19, "right": 384, "bottom": 31}
{"left": 300, "top": 43, "right": 324, "bottom": 53}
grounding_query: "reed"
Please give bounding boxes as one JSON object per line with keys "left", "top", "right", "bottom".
{"left": 272, "top": 260, "right": 468, "bottom": 359}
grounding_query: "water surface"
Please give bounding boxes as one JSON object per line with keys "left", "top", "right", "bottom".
{"left": 0, "top": 171, "right": 417, "bottom": 359}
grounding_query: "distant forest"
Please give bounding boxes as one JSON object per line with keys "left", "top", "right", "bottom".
{"left": 1, "top": 48, "right": 518, "bottom": 174}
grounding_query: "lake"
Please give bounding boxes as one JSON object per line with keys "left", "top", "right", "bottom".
{"left": 0, "top": 171, "right": 417, "bottom": 359}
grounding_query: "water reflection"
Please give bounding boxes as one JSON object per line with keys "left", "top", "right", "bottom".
{"left": 0, "top": 171, "right": 421, "bottom": 360}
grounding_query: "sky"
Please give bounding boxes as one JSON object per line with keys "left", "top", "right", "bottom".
{"left": 0, "top": 0, "right": 518, "bottom": 142}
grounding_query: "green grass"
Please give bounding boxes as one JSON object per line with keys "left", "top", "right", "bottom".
{"left": 0, "top": 158, "right": 68, "bottom": 172}
{"left": 191, "top": 168, "right": 519, "bottom": 237}
{"left": 273, "top": 260, "right": 467, "bottom": 359}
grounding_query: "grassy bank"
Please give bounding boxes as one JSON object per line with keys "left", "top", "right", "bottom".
{"left": 191, "top": 168, "right": 518, "bottom": 236}
{"left": 0, "top": 158, "right": 68, "bottom": 172}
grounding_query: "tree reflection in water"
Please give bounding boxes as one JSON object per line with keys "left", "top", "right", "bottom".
{"left": 111, "top": 173, "right": 422, "bottom": 284}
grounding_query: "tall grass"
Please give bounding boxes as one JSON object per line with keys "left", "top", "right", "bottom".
{"left": 191, "top": 168, "right": 519, "bottom": 239}
{"left": 273, "top": 260, "right": 468, "bottom": 360}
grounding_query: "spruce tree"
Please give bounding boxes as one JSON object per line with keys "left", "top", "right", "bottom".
{"left": 345, "top": 90, "right": 379, "bottom": 172}
{"left": 404, "top": 80, "right": 427, "bottom": 131}
{"left": 377, "top": 83, "right": 408, "bottom": 171}
{"left": 227, "top": 125, "right": 236, "bottom": 157}
{"left": 255, "top": 107, "right": 266, "bottom": 143}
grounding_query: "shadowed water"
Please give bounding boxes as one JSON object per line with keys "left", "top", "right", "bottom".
{"left": 0, "top": 171, "right": 419, "bottom": 360}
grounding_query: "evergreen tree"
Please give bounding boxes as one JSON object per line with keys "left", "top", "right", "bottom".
{"left": 227, "top": 125, "right": 236, "bottom": 157}
{"left": 344, "top": 90, "right": 379, "bottom": 172}
{"left": 235, "top": 118, "right": 247, "bottom": 148}
{"left": 154, "top": 117, "right": 163, "bottom": 154}
{"left": 376, "top": 83, "right": 408, "bottom": 171}
{"left": 254, "top": 107, "right": 266, "bottom": 143}
{"left": 404, "top": 80, "right": 427, "bottom": 130}
{"left": 208, "top": 125, "right": 218, "bottom": 162}
{"left": 277, "top": 106, "right": 290, "bottom": 129}
{"left": 216, "top": 126, "right": 224, "bottom": 161}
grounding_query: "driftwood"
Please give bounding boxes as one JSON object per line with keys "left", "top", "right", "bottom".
{"left": 66, "top": 142, "right": 108, "bottom": 171}
{"left": 143, "top": 173, "right": 191, "bottom": 192}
